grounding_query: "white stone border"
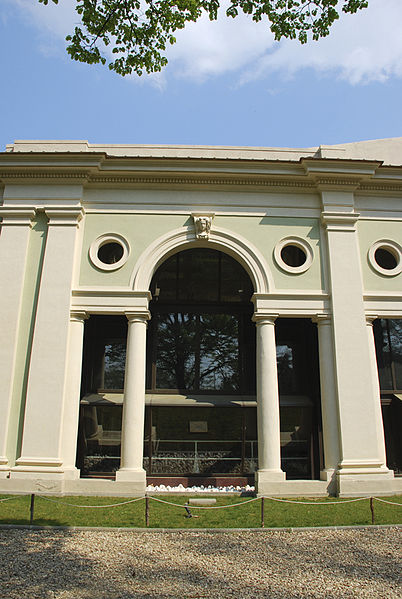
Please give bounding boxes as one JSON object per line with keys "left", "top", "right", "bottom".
{"left": 130, "top": 225, "right": 273, "bottom": 293}
{"left": 274, "top": 237, "right": 313, "bottom": 274}
{"left": 89, "top": 233, "right": 130, "bottom": 271}
{"left": 368, "top": 239, "right": 402, "bottom": 277}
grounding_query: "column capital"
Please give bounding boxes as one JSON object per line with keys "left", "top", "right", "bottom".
{"left": 252, "top": 313, "right": 278, "bottom": 325}
{"left": 45, "top": 208, "right": 84, "bottom": 227}
{"left": 0, "top": 207, "right": 36, "bottom": 226}
{"left": 125, "top": 311, "right": 151, "bottom": 323}
{"left": 312, "top": 314, "right": 332, "bottom": 326}
{"left": 70, "top": 310, "right": 89, "bottom": 323}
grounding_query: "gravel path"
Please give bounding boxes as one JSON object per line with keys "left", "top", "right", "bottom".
{"left": 0, "top": 528, "right": 401, "bottom": 598}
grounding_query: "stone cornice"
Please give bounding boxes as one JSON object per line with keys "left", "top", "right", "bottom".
{"left": 314, "top": 177, "right": 363, "bottom": 192}
{"left": 0, "top": 153, "right": 402, "bottom": 194}
{"left": 0, "top": 171, "right": 89, "bottom": 183}
{"left": 88, "top": 174, "right": 316, "bottom": 189}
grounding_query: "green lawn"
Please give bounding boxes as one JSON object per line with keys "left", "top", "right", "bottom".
{"left": 0, "top": 494, "right": 401, "bottom": 529}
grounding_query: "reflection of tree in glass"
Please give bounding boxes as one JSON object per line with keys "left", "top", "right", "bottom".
{"left": 389, "top": 320, "right": 402, "bottom": 388}
{"left": 375, "top": 319, "right": 402, "bottom": 390}
{"left": 104, "top": 342, "right": 126, "bottom": 389}
{"left": 156, "top": 313, "right": 239, "bottom": 391}
{"left": 277, "top": 344, "right": 295, "bottom": 394}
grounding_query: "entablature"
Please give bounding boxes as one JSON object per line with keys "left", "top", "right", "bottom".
{"left": 0, "top": 151, "right": 402, "bottom": 198}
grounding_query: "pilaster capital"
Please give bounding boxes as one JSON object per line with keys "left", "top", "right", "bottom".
{"left": 0, "top": 206, "right": 36, "bottom": 226}
{"left": 252, "top": 313, "right": 278, "bottom": 326}
{"left": 70, "top": 310, "right": 89, "bottom": 323}
{"left": 45, "top": 207, "right": 84, "bottom": 227}
{"left": 125, "top": 311, "right": 151, "bottom": 324}
{"left": 321, "top": 211, "right": 359, "bottom": 232}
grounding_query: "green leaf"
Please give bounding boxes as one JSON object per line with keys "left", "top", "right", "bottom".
{"left": 39, "top": 0, "right": 369, "bottom": 76}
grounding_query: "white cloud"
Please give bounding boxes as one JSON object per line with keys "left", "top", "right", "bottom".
{"left": 239, "top": 0, "right": 402, "bottom": 85}
{"left": 9, "top": 0, "right": 77, "bottom": 39}
{"left": 6, "top": 0, "right": 402, "bottom": 85}
{"left": 165, "top": 10, "right": 274, "bottom": 81}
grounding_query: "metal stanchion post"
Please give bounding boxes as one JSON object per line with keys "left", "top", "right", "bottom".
{"left": 370, "top": 497, "right": 375, "bottom": 525}
{"left": 261, "top": 497, "right": 265, "bottom": 528}
{"left": 30, "top": 494, "right": 35, "bottom": 525}
{"left": 145, "top": 495, "right": 149, "bottom": 527}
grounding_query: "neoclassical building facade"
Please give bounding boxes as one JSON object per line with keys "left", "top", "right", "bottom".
{"left": 0, "top": 138, "right": 401, "bottom": 497}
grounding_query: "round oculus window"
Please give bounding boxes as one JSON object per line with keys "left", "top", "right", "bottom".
{"left": 368, "top": 240, "right": 402, "bottom": 276}
{"left": 89, "top": 234, "right": 130, "bottom": 271}
{"left": 274, "top": 237, "right": 313, "bottom": 274}
{"left": 98, "top": 242, "right": 124, "bottom": 265}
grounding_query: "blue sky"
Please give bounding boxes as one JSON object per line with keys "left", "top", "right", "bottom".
{"left": 1, "top": 0, "right": 402, "bottom": 151}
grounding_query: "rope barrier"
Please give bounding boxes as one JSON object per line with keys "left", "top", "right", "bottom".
{"left": 148, "top": 496, "right": 260, "bottom": 509}
{"left": 0, "top": 496, "right": 20, "bottom": 503}
{"left": 262, "top": 496, "right": 369, "bottom": 506}
{"left": 373, "top": 497, "right": 402, "bottom": 507}
{"left": 35, "top": 495, "right": 145, "bottom": 509}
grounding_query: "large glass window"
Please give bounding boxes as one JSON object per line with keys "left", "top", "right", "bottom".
{"left": 374, "top": 319, "right": 402, "bottom": 392}
{"left": 374, "top": 319, "right": 402, "bottom": 474}
{"left": 147, "top": 249, "right": 255, "bottom": 394}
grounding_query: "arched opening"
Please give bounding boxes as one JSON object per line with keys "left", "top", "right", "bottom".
{"left": 144, "top": 248, "right": 257, "bottom": 485}
{"left": 146, "top": 248, "right": 256, "bottom": 394}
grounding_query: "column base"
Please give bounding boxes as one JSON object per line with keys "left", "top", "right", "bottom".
{"left": 15, "top": 456, "right": 63, "bottom": 469}
{"left": 256, "top": 468, "right": 286, "bottom": 495}
{"left": 11, "top": 460, "right": 80, "bottom": 485}
{"left": 0, "top": 456, "right": 11, "bottom": 478}
{"left": 320, "top": 469, "right": 337, "bottom": 495}
{"left": 320, "top": 468, "right": 336, "bottom": 482}
{"left": 336, "top": 462, "right": 395, "bottom": 496}
{"left": 63, "top": 467, "right": 81, "bottom": 480}
{"left": 0, "top": 467, "right": 11, "bottom": 480}
{"left": 115, "top": 468, "right": 146, "bottom": 493}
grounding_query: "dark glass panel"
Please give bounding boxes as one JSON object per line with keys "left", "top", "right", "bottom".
{"left": 80, "top": 405, "right": 122, "bottom": 474}
{"left": 97, "top": 242, "right": 124, "bottom": 264}
{"left": 280, "top": 406, "right": 312, "bottom": 479}
{"left": 381, "top": 399, "right": 402, "bottom": 474}
{"left": 149, "top": 407, "right": 247, "bottom": 475}
{"left": 177, "top": 249, "right": 219, "bottom": 302}
{"left": 281, "top": 245, "right": 306, "bottom": 267}
{"left": 388, "top": 320, "right": 402, "bottom": 389}
{"left": 103, "top": 341, "right": 126, "bottom": 389}
{"left": 151, "top": 255, "right": 177, "bottom": 301}
{"left": 220, "top": 253, "right": 254, "bottom": 302}
{"left": 151, "top": 248, "right": 253, "bottom": 304}
{"left": 155, "top": 313, "right": 240, "bottom": 392}
{"left": 375, "top": 248, "right": 398, "bottom": 270}
{"left": 374, "top": 320, "right": 393, "bottom": 390}
{"left": 276, "top": 344, "right": 296, "bottom": 394}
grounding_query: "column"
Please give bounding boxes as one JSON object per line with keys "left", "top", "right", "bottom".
{"left": 115, "top": 312, "right": 149, "bottom": 491}
{"left": 0, "top": 208, "right": 35, "bottom": 474}
{"left": 253, "top": 314, "right": 285, "bottom": 494}
{"left": 13, "top": 208, "right": 84, "bottom": 477}
{"left": 321, "top": 207, "right": 392, "bottom": 494}
{"left": 314, "top": 316, "right": 341, "bottom": 487}
{"left": 366, "top": 317, "right": 388, "bottom": 467}
{"left": 60, "top": 311, "right": 89, "bottom": 478}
